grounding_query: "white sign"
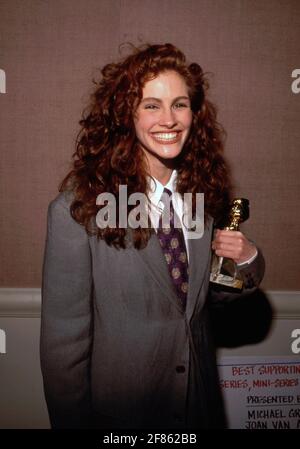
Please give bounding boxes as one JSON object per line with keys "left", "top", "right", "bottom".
{"left": 218, "top": 356, "right": 300, "bottom": 429}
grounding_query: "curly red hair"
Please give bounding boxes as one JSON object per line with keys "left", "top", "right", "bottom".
{"left": 60, "top": 43, "right": 232, "bottom": 249}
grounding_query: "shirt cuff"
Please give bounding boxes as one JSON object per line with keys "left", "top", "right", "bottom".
{"left": 236, "top": 248, "right": 258, "bottom": 267}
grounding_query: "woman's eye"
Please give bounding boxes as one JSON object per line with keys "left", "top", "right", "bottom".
{"left": 144, "top": 104, "right": 159, "bottom": 110}
{"left": 174, "top": 102, "right": 188, "bottom": 109}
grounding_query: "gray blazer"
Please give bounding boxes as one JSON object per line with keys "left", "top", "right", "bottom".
{"left": 40, "top": 191, "right": 265, "bottom": 429}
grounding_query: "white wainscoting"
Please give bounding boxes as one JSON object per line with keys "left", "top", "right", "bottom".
{"left": 0, "top": 288, "right": 299, "bottom": 429}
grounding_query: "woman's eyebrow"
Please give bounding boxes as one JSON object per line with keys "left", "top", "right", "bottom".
{"left": 140, "top": 96, "right": 190, "bottom": 103}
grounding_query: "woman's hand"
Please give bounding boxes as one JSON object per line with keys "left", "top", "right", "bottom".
{"left": 211, "top": 229, "right": 257, "bottom": 265}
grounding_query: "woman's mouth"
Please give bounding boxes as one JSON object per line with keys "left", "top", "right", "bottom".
{"left": 150, "top": 131, "right": 181, "bottom": 144}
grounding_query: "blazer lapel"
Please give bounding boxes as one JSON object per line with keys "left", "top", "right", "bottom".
{"left": 133, "top": 230, "right": 184, "bottom": 313}
{"left": 185, "top": 217, "right": 214, "bottom": 319}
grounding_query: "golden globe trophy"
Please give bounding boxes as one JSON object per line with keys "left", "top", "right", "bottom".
{"left": 210, "top": 198, "right": 249, "bottom": 290}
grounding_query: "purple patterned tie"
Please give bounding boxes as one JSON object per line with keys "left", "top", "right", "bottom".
{"left": 156, "top": 188, "right": 189, "bottom": 308}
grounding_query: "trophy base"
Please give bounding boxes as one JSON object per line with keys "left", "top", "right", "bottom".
{"left": 210, "top": 273, "right": 243, "bottom": 290}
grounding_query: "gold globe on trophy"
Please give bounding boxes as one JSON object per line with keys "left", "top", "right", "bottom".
{"left": 210, "top": 198, "right": 249, "bottom": 290}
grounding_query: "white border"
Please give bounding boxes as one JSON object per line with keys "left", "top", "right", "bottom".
{"left": 0, "top": 288, "right": 299, "bottom": 319}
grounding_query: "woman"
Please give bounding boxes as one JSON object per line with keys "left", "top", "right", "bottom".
{"left": 40, "top": 43, "right": 265, "bottom": 429}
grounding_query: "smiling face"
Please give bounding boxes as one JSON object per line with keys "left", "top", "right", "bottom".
{"left": 134, "top": 70, "right": 193, "bottom": 183}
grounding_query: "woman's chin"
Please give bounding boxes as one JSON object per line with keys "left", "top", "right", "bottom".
{"left": 158, "top": 144, "right": 184, "bottom": 159}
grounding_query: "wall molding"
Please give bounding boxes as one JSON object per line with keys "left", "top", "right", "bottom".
{"left": 266, "top": 290, "right": 300, "bottom": 320}
{"left": 0, "top": 288, "right": 299, "bottom": 319}
{"left": 0, "top": 288, "right": 41, "bottom": 317}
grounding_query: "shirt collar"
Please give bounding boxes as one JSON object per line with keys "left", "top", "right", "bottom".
{"left": 148, "top": 170, "right": 177, "bottom": 208}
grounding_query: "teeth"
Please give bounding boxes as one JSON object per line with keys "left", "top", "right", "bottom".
{"left": 152, "top": 132, "right": 178, "bottom": 140}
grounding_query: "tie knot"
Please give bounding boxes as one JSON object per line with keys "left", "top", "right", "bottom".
{"left": 163, "top": 188, "right": 172, "bottom": 197}
{"left": 159, "top": 188, "right": 173, "bottom": 209}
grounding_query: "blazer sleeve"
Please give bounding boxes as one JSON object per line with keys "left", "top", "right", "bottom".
{"left": 208, "top": 249, "right": 271, "bottom": 348}
{"left": 40, "top": 193, "right": 93, "bottom": 428}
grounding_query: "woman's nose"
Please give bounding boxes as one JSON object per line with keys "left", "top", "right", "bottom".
{"left": 158, "top": 108, "right": 177, "bottom": 127}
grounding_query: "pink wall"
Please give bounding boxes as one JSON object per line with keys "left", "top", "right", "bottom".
{"left": 0, "top": 0, "right": 299, "bottom": 289}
